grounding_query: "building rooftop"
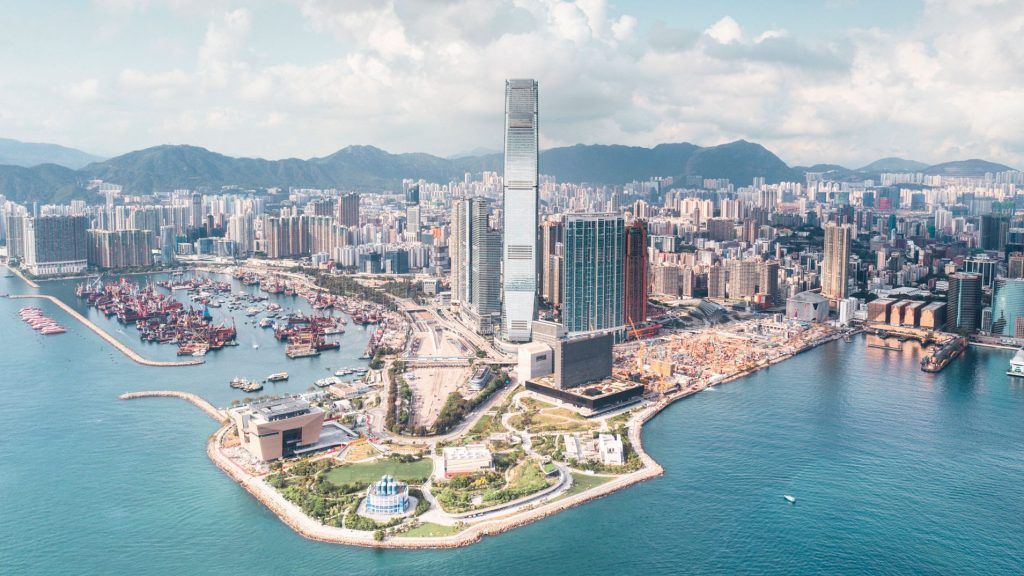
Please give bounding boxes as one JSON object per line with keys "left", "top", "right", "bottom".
{"left": 250, "top": 397, "right": 314, "bottom": 421}
{"left": 788, "top": 291, "right": 829, "bottom": 304}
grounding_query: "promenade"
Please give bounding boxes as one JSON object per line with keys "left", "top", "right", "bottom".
{"left": 8, "top": 294, "right": 204, "bottom": 367}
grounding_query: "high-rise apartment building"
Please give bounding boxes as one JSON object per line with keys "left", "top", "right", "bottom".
{"left": 562, "top": 213, "right": 624, "bottom": 334}
{"left": 501, "top": 78, "right": 539, "bottom": 342}
{"left": 623, "top": 219, "right": 648, "bottom": 325}
{"left": 540, "top": 219, "right": 563, "bottom": 303}
{"left": 87, "top": 229, "right": 155, "bottom": 269}
{"left": 337, "top": 193, "right": 360, "bottom": 227}
{"left": 451, "top": 197, "right": 502, "bottom": 334}
{"left": 822, "top": 223, "right": 852, "bottom": 302}
{"left": 22, "top": 215, "right": 88, "bottom": 275}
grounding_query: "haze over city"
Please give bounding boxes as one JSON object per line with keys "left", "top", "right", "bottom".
{"left": 2, "top": 0, "right": 1022, "bottom": 166}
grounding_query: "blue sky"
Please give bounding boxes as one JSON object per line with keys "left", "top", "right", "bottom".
{"left": 1, "top": 0, "right": 1021, "bottom": 168}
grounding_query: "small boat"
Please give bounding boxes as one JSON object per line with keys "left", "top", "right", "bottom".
{"left": 266, "top": 372, "right": 289, "bottom": 382}
{"left": 784, "top": 495, "right": 796, "bottom": 504}
{"left": 252, "top": 343, "right": 259, "bottom": 349}
{"left": 1007, "top": 349, "right": 1024, "bottom": 377}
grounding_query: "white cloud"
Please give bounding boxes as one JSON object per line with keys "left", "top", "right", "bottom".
{"left": 68, "top": 78, "right": 100, "bottom": 101}
{"left": 705, "top": 16, "right": 743, "bottom": 44}
{"left": 7, "top": 0, "right": 1024, "bottom": 168}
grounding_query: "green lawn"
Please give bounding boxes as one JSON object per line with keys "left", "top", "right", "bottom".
{"left": 402, "top": 522, "right": 463, "bottom": 538}
{"left": 553, "top": 472, "right": 615, "bottom": 501}
{"left": 323, "top": 458, "right": 434, "bottom": 486}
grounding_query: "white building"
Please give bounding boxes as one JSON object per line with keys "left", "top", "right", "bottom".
{"left": 518, "top": 341, "right": 553, "bottom": 380}
{"left": 442, "top": 444, "right": 493, "bottom": 477}
{"left": 599, "top": 434, "right": 624, "bottom": 466}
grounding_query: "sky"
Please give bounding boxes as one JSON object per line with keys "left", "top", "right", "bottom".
{"left": 0, "top": 0, "right": 1022, "bottom": 168}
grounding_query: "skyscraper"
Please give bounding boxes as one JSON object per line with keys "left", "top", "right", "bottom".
{"left": 623, "top": 219, "right": 648, "bottom": 326}
{"left": 822, "top": 223, "right": 852, "bottom": 302}
{"left": 562, "top": 213, "right": 624, "bottom": 334}
{"left": 450, "top": 197, "right": 502, "bottom": 335}
{"left": 991, "top": 278, "right": 1024, "bottom": 337}
{"left": 501, "top": 78, "right": 539, "bottom": 342}
{"left": 405, "top": 183, "right": 421, "bottom": 240}
{"left": 946, "top": 272, "right": 982, "bottom": 333}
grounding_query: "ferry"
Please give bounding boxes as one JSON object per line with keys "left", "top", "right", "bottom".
{"left": 1007, "top": 349, "right": 1024, "bottom": 377}
{"left": 267, "top": 372, "right": 289, "bottom": 382}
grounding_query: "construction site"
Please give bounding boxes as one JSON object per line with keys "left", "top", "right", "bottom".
{"left": 403, "top": 310, "right": 476, "bottom": 430}
{"left": 616, "top": 317, "right": 845, "bottom": 395}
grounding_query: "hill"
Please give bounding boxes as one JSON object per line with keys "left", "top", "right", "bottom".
{"left": 0, "top": 138, "right": 103, "bottom": 170}
{"left": 922, "top": 159, "right": 1015, "bottom": 178}
{"left": 857, "top": 157, "right": 928, "bottom": 173}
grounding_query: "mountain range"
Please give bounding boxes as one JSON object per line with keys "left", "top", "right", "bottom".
{"left": 0, "top": 138, "right": 103, "bottom": 170}
{"left": 0, "top": 139, "right": 1015, "bottom": 205}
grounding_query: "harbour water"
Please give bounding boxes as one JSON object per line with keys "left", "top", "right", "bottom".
{"left": 2, "top": 272, "right": 1023, "bottom": 575}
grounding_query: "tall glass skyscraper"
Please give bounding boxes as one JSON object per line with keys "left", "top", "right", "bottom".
{"left": 501, "top": 79, "right": 539, "bottom": 342}
{"left": 562, "top": 214, "right": 625, "bottom": 334}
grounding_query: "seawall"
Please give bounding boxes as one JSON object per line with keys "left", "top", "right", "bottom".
{"left": 119, "top": 390, "right": 227, "bottom": 423}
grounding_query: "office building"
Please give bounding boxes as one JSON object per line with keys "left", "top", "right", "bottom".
{"left": 562, "top": 214, "right": 625, "bottom": 334}
{"left": 822, "top": 223, "right": 852, "bottom": 302}
{"left": 501, "top": 78, "right": 539, "bottom": 342}
{"left": 991, "top": 278, "right": 1024, "bottom": 337}
{"left": 623, "top": 219, "right": 649, "bottom": 325}
{"left": 980, "top": 214, "right": 1009, "bottom": 252}
{"left": 946, "top": 272, "right": 982, "bottom": 333}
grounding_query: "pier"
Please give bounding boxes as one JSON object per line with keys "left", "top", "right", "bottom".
{"left": 8, "top": 294, "right": 204, "bottom": 367}
{"left": 119, "top": 390, "right": 227, "bottom": 423}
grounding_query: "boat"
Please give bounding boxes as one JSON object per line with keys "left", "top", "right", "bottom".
{"left": 1007, "top": 349, "right": 1024, "bottom": 377}
{"left": 784, "top": 495, "right": 796, "bottom": 504}
{"left": 266, "top": 372, "right": 289, "bottom": 382}
{"left": 335, "top": 368, "right": 353, "bottom": 377}
{"left": 315, "top": 376, "right": 342, "bottom": 388}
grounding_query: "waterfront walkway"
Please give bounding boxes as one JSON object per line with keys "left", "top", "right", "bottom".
{"left": 8, "top": 294, "right": 204, "bottom": 367}
{"left": 120, "top": 391, "right": 227, "bottom": 423}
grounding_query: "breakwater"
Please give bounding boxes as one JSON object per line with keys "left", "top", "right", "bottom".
{"left": 119, "top": 391, "right": 227, "bottom": 423}
{"left": 7, "top": 265, "right": 39, "bottom": 288}
{"left": 8, "top": 294, "right": 203, "bottom": 367}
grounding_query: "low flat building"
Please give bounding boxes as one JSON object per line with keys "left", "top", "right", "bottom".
{"left": 525, "top": 376, "right": 644, "bottom": 414}
{"left": 231, "top": 397, "right": 326, "bottom": 461}
{"left": 443, "top": 444, "right": 493, "bottom": 477}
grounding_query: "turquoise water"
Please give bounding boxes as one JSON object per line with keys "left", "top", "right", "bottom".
{"left": 1, "top": 272, "right": 1023, "bottom": 575}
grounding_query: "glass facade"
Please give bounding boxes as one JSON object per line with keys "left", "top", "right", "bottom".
{"left": 991, "top": 278, "right": 1024, "bottom": 337}
{"left": 562, "top": 214, "right": 624, "bottom": 334}
{"left": 501, "top": 79, "right": 539, "bottom": 342}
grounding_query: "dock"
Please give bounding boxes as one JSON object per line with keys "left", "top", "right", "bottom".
{"left": 119, "top": 390, "right": 227, "bottom": 423}
{"left": 8, "top": 294, "right": 203, "bottom": 367}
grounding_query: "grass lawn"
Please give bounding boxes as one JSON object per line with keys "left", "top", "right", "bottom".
{"left": 402, "top": 522, "right": 463, "bottom": 538}
{"left": 508, "top": 460, "right": 548, "bottom": 491}
{"left": 469, "top": 413, "right": 494, "bottom": 435}
{"left": 552, "top": 472, "right": 615, "bottom": 501}
{"left": 324, "top": 458, "right": 434, "bottom": 486}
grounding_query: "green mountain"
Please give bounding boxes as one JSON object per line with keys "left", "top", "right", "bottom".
{"left": 922, "top": 159, "right": 1014, "bottom": 178}
{"left": 857, "top": 157, "right": 928, "bottom": 173}
{"left": 0, "top": 138, "right": 103, "bottom": 169}
{"left": 0, "top": 141, "right": 1015, "bottom": 204}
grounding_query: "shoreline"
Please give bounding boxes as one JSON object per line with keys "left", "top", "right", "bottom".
{"left": 8, "top": 294, "right": 204, "bottom": 368}
{"left": 7, "top": 264, "right": 39, "bottom": 288}
{"left": 121, "top": 328, "right": 852, "bottom": 549}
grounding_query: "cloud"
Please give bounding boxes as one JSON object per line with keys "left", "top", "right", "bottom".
{"left": 68, "top": 79, "right": 100, "bottom": 101}
{"left": 6, "top": 0, "right": 1024, "bottom": 168}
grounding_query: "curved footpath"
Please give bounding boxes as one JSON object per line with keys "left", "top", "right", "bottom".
{"left": 8, "top": 294, "right": 203, "bottom": 367}
{"left": 120, "top": 391, "right": 227, "bottom": 423}
{"left": 204, "top": 417, "right": 663, "bottom": 549}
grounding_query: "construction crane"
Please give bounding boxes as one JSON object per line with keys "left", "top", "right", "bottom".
{"left": 629, "top": 318, "right": 647, "bottom": 374}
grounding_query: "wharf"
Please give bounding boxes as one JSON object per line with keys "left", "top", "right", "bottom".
{"left": 8, "top": 294, "right": 203, "bottom": 367}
